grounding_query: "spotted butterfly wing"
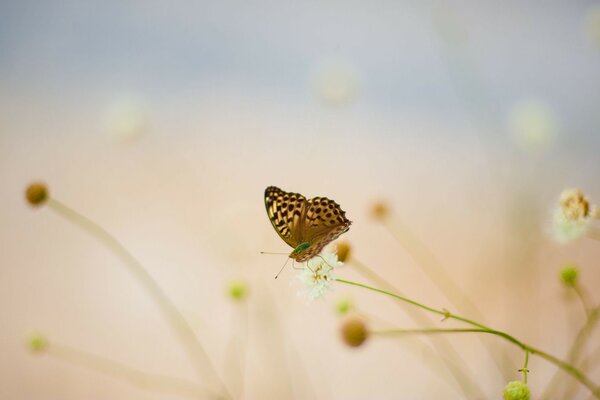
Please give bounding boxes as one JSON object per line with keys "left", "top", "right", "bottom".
{"left": 264, "top": 186, "right": 351, "bottom": 262}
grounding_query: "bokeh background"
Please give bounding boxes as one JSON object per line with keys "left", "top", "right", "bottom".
{"left": 1, "top": 1, "right": 600, "bottom": 399}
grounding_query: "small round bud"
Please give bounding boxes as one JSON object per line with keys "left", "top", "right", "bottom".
{"left": 227, "top": 280, "right": 248, "bottom": 301}
{"left": 370, "top": 201, "right": 390, "bottom": 220}
{"left": 503, "top": 381, "right": 530, "bottom": 400}
{"left": 335, "top": 241, "right": 351, "bottom": 263}
{"left": 25, "top": 182, "right": 48, "bottom": 206}
{"left": 335, "top": 297, "right": 353, "bottom": 315}
{"left": 28, "top": 334, "right": 48, "bottom": 354}
{"left": 340, "top": 318, "right": 368, "bottom": 347}
{"left": 560, "top": 265, "right": 578, "bottom": 287}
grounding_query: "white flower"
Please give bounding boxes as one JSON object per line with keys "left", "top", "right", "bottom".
{"left": 508, "top": 98, "right": 557, "bottom": 151}
{"left": 584, "top": 5, "right": 600, "bottom": 49}
{"left": 551, "top": 188, "right": 598, "bottom": 244}
{"left": 296, "top": 251, "right": 342, "bottom": 300}
{"left": 552, "top": 208, "right": 591, "bottom": 244}
{"left": 104, "top": 95, "right": 148, "bottom": 142}
{"left": 313, "top": 62, "right": 358, "bottom": 106}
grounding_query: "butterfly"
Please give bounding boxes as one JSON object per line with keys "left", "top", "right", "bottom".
{"left": 264, "top": 186, "right": 351, "bottom": 262}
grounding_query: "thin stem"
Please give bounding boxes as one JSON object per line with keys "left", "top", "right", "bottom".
{"left": 47, "top": 198, "right": 230, "bottom": 400}
{"left": 381, "top": 217, "right": 510, "bottom": 379}
{"left": 521, "top": 350, "right": 529, "bottom": 384}
{"left": 337, "top": 278, "right": 600, "bottom": 399}
{"left": 561, "top": 307, "right": 600, "bottom": 399}
{"left": 46, "top": 341, "right": 212, "bottom": 399}
{"left": 569, "top": 308, "right": 600, "bottom": 365}
{"left": 372, "top": 328, "right": 497, "bottom": 335}
{"left": 574, "top": 285, "right": 594, "bottom": 318}
{"left": 349, "top": 258, "right": 484, "bottom": 398}
{"left": 224, "top": 301, "right": 249, "bottom": 399}
{"left": 541, "top": 306, "right": 600, "bottom": 400}
{"left": 581, "top": 345, "right": 600, "bottom": 373}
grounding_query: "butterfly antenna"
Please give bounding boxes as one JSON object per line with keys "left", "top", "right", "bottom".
{"left": 274, "top": 257, "right": 291, "bottom": 280}
{"left": 260, "top": 251, "right": 289, "bottom": 255}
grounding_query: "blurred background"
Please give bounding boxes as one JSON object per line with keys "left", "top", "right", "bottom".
{"left": 1, "top": 1, "right": 600, "bottom": 398}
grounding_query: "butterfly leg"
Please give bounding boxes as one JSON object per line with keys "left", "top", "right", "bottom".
{"left": 316, "top": 254, "right": 334, "bottom": 269}
{"left": 291, "top": 259, "right": 305, "bottom": 270}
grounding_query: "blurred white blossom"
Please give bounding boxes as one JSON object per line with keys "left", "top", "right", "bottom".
{"left": 584, "top": 5, "right": 600, "bottom": 48}
{"left": 508, "top": 98, "right": 558, "bottom": 151}
{"left": 105, "top": 96, "right": 148, "bottom": 142}
{"left": 313, "top": 62, "right": 358, "bottom": 106}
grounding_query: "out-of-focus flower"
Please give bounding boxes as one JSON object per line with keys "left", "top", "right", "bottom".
{"left": 335, "top": 241, "right": 351, "bottom": 263}
{"left": 503, "top": 381, "right": 530, "bottom": 400}
{"left": 584, "top": 5, "right": 600, "bottom": 48}
{"left": 508, "top": 98, "right": 557, "bottom": 151}
{"left": 340, "top": 318, "right": 368, "bottom": 347}
{"left": 559, "top": 265, "right": 579, "bottom": 287}
{"left": 552, "top": 189, "right": 598, "bottom": 244}
{"left": 28, "top": 334, "right": 48, "bottom": 354}
{"left": 335, "top": 297, "right": 353, "bottom": 315}
{"left": 296, "top": 251, "right": 341, "bottom": 300}
{"left": 227, "top": 280, "right": 249, "bottom": 301}
{"left": 105, "top": 96, "right": 148, "bottom": 142}
{"left": 25, "top": 182, "right": 48, "bottom": 207}
{"left": 370, "top": 201, "right": 390, "bottom": 220}
{"left": 313, "top": 62, "right": 358, "bottom": 106}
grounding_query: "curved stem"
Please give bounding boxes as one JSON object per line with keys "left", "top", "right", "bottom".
{"left": 381, "top": 217, "right": 510, "bottom": 379}
{"left": 337, "top": 278, "right": 600, "bottom": 398}
{"left": 46, "top": 340, "right": 212, "bottom": 399}
{"left": 47, "top": 198, "right": 230, "bottom": 400}
{"left": 349, "top": 258, "right": 484, "bottom": 398}
{"left": 574, "top": 285, "right": 594, "bottom": 318}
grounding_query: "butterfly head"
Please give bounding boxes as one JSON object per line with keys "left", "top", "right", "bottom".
{"left": 290, "top": 242, "right": 311, "bottom": 260}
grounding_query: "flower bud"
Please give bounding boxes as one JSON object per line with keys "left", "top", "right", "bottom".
{"left": 335, "top": 297, "right": 353, "bottom": 315}
{"left": 335, "top": 241, "right": 351, "bottom": 263}
{"left": 503, "top": 381, "right": 530, "bottom": 400}
{"left": 25, "top": 182, "right": 48, "bottom": 206}
{"left": 340, "top": 318, "right": 368, "bottom": 347}
{"left": 370, "top": 201, "right": 390, "bottom": 220}
{"left": 28, "top": 334, "right": 48, "bottom": 354}
{"left": 560, "top": 265, "right": 578, "bottom": 287}
{"left": 227, "top": 280, "right": 248, "bottom": 301}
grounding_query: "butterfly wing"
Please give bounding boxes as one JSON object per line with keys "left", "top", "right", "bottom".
{"left": 293, "top": 196, "right": 351, "bottom": 262}
{"left": 264, "top": 186, "right": 307, "bottom": 249}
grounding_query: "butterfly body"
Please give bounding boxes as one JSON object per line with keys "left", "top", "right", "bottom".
{"left": 264, "top": 186, "right": 351, "bottom": 262}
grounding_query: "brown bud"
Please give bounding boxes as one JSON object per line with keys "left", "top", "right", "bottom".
{"left": 25, "top": 182, "right": 48, "bottom": 206}
{"left": 335, "top": 241, "right": 351, "bottom": 263}
{"left": 370, "top": 200, "right": 390, "bottom": 220}
{"left": 341, "top": 318, "right": 368, "bottom": 347}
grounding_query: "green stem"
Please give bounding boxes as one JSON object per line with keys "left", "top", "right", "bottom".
{"left": 521, "top": 350, "right": 529, "bottom": 384}
{"left": 46, "top": 340, "right": 212, "bottom": 399}
{"left": 541, "top": 305, "right": 600, "bottom": 400}
{"left": 47, "top": 198, "right": 230, "bottom": 400}
{"left": 574, "top": 285, "right": 594, "bottom": 318}
{"left": 349, "top": 258, "right": 484, "bottom": 398}
{"left": 337, "top": 278, "right": 600, "bottom": 398}
{"left": 381, "top": 217, "right": 510, "bottom": 379}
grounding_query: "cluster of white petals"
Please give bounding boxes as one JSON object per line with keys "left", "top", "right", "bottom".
{"left": 552, "top": 188, "right": 599, "bottom": 244}
{"left": 295, "top": 251, "right": 342, "bottom": 300}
